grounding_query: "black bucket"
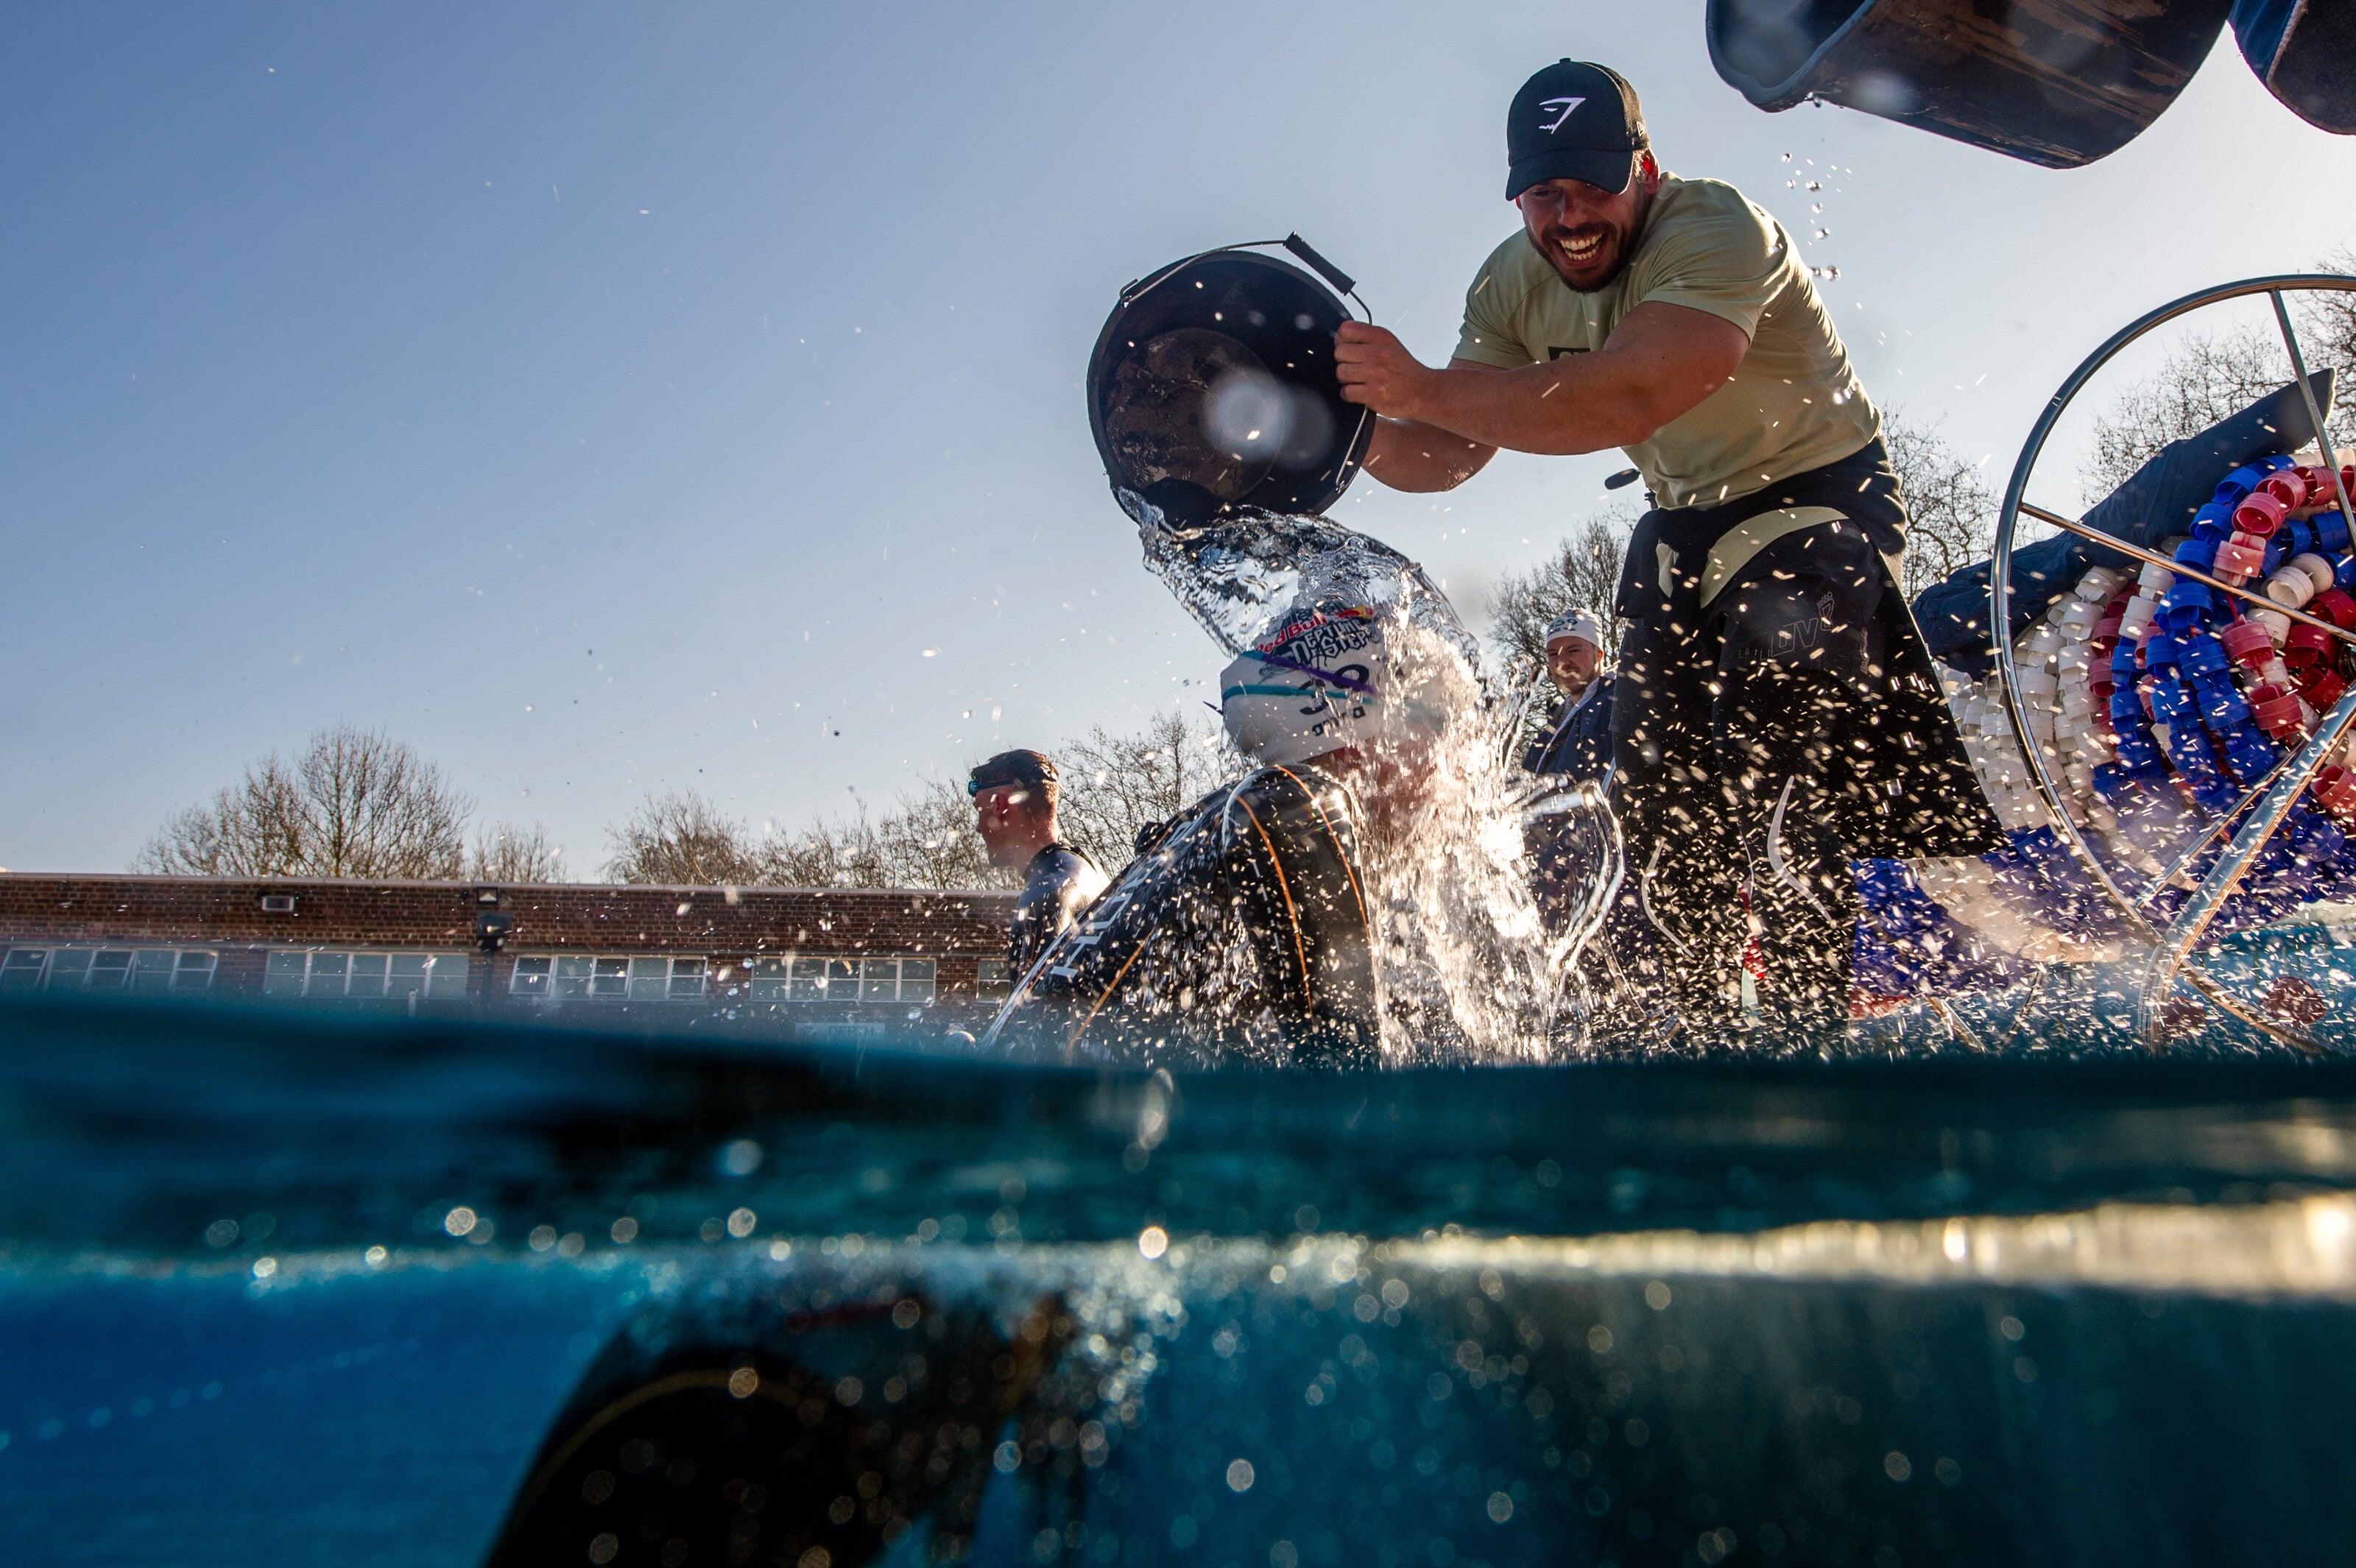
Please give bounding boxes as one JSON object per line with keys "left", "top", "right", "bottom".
{"left": 1707, "top": 0, "right": 2232, "bottom": 169}
{"left": 2237, "top": 0, "right": 2356, "bottom": 135}
{"left": 1087, "top": 236, "right": 1375, "bottom": 526}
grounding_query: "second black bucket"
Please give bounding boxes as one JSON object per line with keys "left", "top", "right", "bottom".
{"left": 1707, "top": 0, "right": 2234, "bottom": 169}
{"left": 1087, "top": 236, "right": 1375, "bottom": 528}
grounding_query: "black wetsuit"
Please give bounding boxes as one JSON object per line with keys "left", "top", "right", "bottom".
{"left": 1609, "top": 437, "right": 2002, "bottom": 1036}
{"left": 1006, "top": 842, "right": 1106, "bottom": 976}
{"left": 982, "top": 763, "right": 1379, "bottom": 1067}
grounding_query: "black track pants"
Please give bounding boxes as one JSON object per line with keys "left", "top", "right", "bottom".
{"left": 1611, "top": 518, "right": 1886, "bottom": 1036}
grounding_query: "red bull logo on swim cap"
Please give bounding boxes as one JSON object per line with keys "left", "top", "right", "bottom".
{"left": 1252, "top": 605, "right": 1380, "bottom": 674}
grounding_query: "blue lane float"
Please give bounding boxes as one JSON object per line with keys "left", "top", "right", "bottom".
{"left": 1884, "top": 370, "right": 2356, "bottom": 1018}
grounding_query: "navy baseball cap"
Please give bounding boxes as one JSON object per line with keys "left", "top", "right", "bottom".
{"left": 1506, "top": 60, "right": 1648, "bottom": 201}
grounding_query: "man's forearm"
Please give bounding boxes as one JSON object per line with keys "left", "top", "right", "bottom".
{"left": 1336, "top": 304, "right": 1746, "bottom": 484}
{"left": 1408, "top": 358, "right": 1670, "bottom": 457}
{"left": 1362, "top": 418, "right": 1494, "bottom": 492}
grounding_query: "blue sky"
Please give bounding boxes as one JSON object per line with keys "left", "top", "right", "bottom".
{"left": 6, "top": 4, "right": 2355, "bottom": 874}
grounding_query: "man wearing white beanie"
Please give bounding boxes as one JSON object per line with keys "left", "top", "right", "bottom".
{"left": 1522, "top": 608, "right": 1614, "bottom": 781}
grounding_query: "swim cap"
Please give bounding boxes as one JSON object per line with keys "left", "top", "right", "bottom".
{"left": 1219, "top": 607, "right": 1458, "bottom": 765}
{"left": 968, "top": 749, "right": 1059, "bottom": 802}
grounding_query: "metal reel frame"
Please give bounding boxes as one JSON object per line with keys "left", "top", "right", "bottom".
{"left": 1990, "top": 273, "right": 2356, "bottom": 1049}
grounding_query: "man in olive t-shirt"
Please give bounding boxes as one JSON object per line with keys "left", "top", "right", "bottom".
{"left": 1450, "top": 168, "right": 1877, "bottom": 509}
{"left": 1334, "top": 60, "right": 1997, "bottom": 1042}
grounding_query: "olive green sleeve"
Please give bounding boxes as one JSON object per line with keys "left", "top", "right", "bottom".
{"left": 1626, "top": 182, "right": 1782, "bottom": 340}
{"left": 1451, "top": 239, "right": 1537, "bottom": 369}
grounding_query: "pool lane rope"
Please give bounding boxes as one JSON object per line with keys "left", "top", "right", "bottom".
{"left": 1939, "top": 446, "right": 2356, "bottom": 926}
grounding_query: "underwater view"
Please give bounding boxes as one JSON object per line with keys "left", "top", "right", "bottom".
{"left": 8, "top": 5, "right": 2356, "bottom": 1566}
{"left": 10, "top": 995, "right": 2356, "bottom": 1567}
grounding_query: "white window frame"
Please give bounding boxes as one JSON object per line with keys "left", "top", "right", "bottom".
{"left": 747, "top": 955, "right": 791, "bottom": 1001}
{"left": 975, "top": 957, "right": 1012, "bottom": 1001}
{"left": 885, "top": 958, "right": 936, "bottom": 1003}
{"left": 264, "top": 949, "right": 468, "bottom": 1000}
{"left": 1, "top": 946, "right": 216, "bottom": 995}
{"left": 508, "top": 954, "right": 706, "bottom": 1001}
{"left": 742, "top": 954, "right": 934, "bottom": 1004}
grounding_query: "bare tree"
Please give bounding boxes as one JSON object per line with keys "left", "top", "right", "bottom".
{"left": 761, "top": 785, "right": 1016, "bottom": 891}
{"left": 1056, "top": 710, "right": 1241, "bottom": 872}
{"left": 469, "top": 822, "right": 567, "bottom": 883}
{"left": 2082, "top": 255, "right": 2356, "bottom": 504}
{"left": 135, "top": 724, "right": 471, "bottom": 879}
{"left": 872, "top": 779, "right": 1012, "bottom": 890}
{"left": 1885, "top": 412, "right": 1997, "bottom": 601}
{"left": 727, "top": 714, "right": 1241, "bottom": 892}
{"left": 609, "top": 784, "right": 1016, "bottom": 891}
{"left": 2081, "top": 328, "right": 2302, "bottom": 503}
{"left": 1487, "top": 504, "right": 1637, "bottom": 673}
{"left": 603, "top": 791, "right": 768, "bottom": 886}
{"left": 761, "top": 808, "right": 894, "bottom": 890}
{"left": 2304, "top": 244, "right": 2356, "bottom": 386}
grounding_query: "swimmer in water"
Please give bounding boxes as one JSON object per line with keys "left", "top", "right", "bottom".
{"left": 983, "top": 603, "right": 1472, "bottom": 1067}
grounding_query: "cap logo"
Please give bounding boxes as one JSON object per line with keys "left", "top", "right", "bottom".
{"left": 1538, "top": 96, "right": 1584, "bottom": 133}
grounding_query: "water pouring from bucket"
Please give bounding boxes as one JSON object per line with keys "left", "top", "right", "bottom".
{"left": 979, "top": 239, "right": 1599, "bottom": 1064}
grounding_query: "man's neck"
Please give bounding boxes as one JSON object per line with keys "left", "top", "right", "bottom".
{"left": 1007, "top": 821, "right": 1059, "bottom": 868}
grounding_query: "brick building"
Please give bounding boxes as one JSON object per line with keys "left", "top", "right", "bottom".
{"left": 0, "top": 874, "right": 1018, "bottom": 1042}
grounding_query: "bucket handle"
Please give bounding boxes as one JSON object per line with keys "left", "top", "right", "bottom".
{"left": 1278, "top": 233, "right": 1355, "bottom": 298}
{"left": 1119, "top": 234, "right": 1372, "bottom": 322}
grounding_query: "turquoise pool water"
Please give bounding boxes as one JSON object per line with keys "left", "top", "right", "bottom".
{"left": 4, "top": 995, "right": 2355, "bottom": 1566}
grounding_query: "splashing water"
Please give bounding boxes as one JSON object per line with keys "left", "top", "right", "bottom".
{"left": 1122, "top": 488, "right": 1482, "bottom": 670}
{"left": 1121, "top": 489, "right": 1573, "bottom": 1061}
{"left": 1360, "top": 673, "right": 1569, "bottom": 1063}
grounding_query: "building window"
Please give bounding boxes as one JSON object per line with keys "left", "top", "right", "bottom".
{"left": 738, "top": 956, "right": 934, "bottom": 1003}
{"left": 786, "top": 957, "right": 859, "bottom": 1001}
{"left": 264, "top": 950, "right": 468, "bottom": 1000}
{"left": 510, "top": 956, "right": 625, "bottom": 998}
{"left": 748, "top": 956, "right": 790, "bottom": 1001}
{"left": 976, "top": 957, "right": 1012, "bottom": 1001}
{"left": 632, "top": 956, "right": 706, "bottom": 1000}
{"left": 890, "top": 958, "right": 936, "bottom": 1003}
{"left": 509, "top": 955, "right": 705, "bottom": 1001}
{"left": 0, "top": 950, "right": 44, "bottom": 991}
{"left": 1, "top": 947, "right": 216, "bottom": 994}
{"left": 849, "top": 956, "right": 933, "bottom": 1003}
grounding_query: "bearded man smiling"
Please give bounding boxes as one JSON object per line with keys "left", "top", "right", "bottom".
{"left": 1334, "top": 60, "right": 1999, "bottom": 1038}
